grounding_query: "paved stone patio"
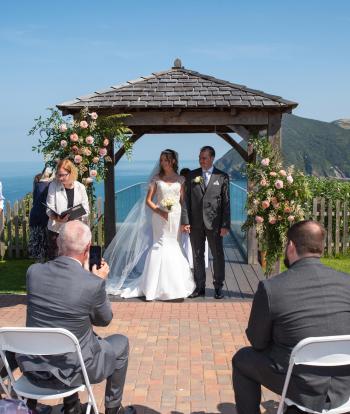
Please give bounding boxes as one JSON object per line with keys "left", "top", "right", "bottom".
{"left": 0, "top": 296, "right": 279, "bottom": 413}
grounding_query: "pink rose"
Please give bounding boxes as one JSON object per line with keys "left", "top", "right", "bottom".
{"left": 60, "top": 140, "right": 67, "bottom": 148}
{"left": 70, "top": 133, "right": 79, "bottom": 142}
{"left": 287, "top": 215, "right": 295, "bottom": 222}
{"left": 261, "top": 200, "right": 270, "bottom": 210}
{"left": 80, "top": 120, "right": 89, "bottom": 129}
{"left": 99, "top": 148, "right": 107, "bottom": 157}
{"left": 284, "top": 206, "right": 291, "bottom": 213}
{"left": 279, "top": 169, "right": 287, "bottom": 176}
{"left": 71, "top": 145, "right": 79, "bottom": 153}
{"left": 103, "top": 138, "right": 109, "bottom": 147}
{"left": 269, "top": 217, "right": 277, "bottom": 224}
{"left": 260, "top": 178, "right": 268, "bottom": 187}
{"left": 85, "top": 136, "right": 94, "bottom": 145}
{"left": 90, "top": 112, "right": 98, "bottom": 120}
{"left": 90, "top": 169, "right": 97, "bottom": 177}
{"left": 59, "top": 124, "right": 67, "bottom": 133}
{"left": 261, "top": 158, "right": 270, "bottom": 166}
{"left": 74, "top": 155, "right": 82, "bottom": 164}
{"left": 92, "top": 156, "right": 99, "bottom": 164}
{"left": 287, "top": 175, "right": 294, "bottom": 184}
{"left": 275, "top": 180, "right": 283, "bottom": 189}
{"left": 269, "top": 171, "right": 277, "bottom": 177}
{"left": 255, "top": 216, "right": 264, "bottom": 224}
{"left": 84, "top": 148, "right": 92, "bottom": 156}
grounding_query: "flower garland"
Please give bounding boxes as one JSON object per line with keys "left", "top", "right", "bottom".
{"left": 242, "top": 136, "right": 311, "bottom": 275}
{"left": 30, "top": 107, "right": 132, "bottom": 186}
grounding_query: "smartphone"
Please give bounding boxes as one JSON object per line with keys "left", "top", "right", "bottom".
{"left": 89, "top": 245, "right": 102, "bottom": 271}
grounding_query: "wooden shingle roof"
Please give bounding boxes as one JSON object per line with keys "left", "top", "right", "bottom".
{"left": 57, "top": 61, "right": 297, "bottom": 114}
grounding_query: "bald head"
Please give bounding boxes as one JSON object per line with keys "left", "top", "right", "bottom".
{"left": 287, "top": 220, "right": 325, "bottom": 257}
{"left": 57, "top": 220, "right": 91, "bottom": 257}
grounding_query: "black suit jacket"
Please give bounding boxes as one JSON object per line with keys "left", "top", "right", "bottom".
{"left": 247, "top": 257, "right": 350, "bottom": 411}
{"left": 182, "top": 167, "right": 230, "bottom": 230}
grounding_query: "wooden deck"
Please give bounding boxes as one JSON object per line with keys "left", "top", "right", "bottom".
{"left": 109, "top": 234, "right": 264, "bottom": 302}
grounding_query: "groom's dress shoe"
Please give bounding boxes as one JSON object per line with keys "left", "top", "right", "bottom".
{"left": 106, "top": 405, "right": 136, "bottom": 414}
{"left": 189, "top": 289, "right": 205, "bottom": 298}
{"left": 214, "top": 288, "right": 224, "bottom": 299}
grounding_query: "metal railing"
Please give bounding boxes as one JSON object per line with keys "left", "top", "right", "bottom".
{"left": 115, "top": 182, "right": 147, "bottom": 223}
{"left": 230, "top": 181, "right": 247, "bottom": 256}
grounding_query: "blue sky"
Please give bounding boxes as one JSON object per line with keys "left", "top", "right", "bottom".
{"left": 1, "top": 0, "right": 349, "bottom": 163}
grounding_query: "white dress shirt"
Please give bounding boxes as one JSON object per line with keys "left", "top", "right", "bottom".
{"left": 202, "top": 166, "right": 214, "bottom": 187}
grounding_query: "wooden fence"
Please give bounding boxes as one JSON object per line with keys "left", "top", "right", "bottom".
{"left": 308, "top": 198, "right": 349, "bottom": 255}
{"left": 1, "top": 196, "right": 349, "bottom": 260}
{"left": 0, "top": 197, "right": 104, "bottom": 260}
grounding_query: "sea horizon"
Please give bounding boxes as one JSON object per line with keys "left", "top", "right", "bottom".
{"left": 0, "top": 159, "right": 200, "bottom": 205}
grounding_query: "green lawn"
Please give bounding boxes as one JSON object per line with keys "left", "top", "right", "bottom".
{"left": 0, "top": 259, "right": 34, "bottom": 293}
{"left": 1, "top": 256, "right": 350, "bottom": 294}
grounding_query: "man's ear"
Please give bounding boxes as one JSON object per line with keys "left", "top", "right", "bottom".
{"left": 84, "top": 241, "right": 91, "bottom": 256}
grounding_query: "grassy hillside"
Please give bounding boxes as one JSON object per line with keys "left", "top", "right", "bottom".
{"left": 216, "top": 114, "right": 350, "bottom": 179}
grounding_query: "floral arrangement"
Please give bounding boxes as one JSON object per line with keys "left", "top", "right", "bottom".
{"left": 193, "top": 176, "right": 204, "bottom": 185}
{"left": 160, "top": 198, "right": 176, "bottom": 211}
{"left": 242, "top": 135, "right": 311, "bottom": 275}
{"left": 29, "top": 107, "right": 132, "bottom": 187}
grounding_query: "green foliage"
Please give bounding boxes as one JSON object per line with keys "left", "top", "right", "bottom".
{"left": 242, "top": 136, "right": 311, "bottom": 275}
{"left": 305, "top": 176, "right": 350, "bottom": 201}
{"left": 29, "top": 107, "right": 132, "bottom": 185}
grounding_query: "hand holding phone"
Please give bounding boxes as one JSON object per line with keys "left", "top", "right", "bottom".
{"left": 89, "top": 245, "right": 102, "bottom": 271}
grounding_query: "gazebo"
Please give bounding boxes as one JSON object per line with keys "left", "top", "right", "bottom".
{"left": 57, "top": 59, "right": 298, "bottom": 264}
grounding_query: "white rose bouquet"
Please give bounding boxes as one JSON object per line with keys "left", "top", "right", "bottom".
{"left": 160, "top": 198, "right": 176, "bottom": 211}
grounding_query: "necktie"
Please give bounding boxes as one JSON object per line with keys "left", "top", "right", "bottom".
{"left": 203, "top": 170, "right": 209, "bottom": 187}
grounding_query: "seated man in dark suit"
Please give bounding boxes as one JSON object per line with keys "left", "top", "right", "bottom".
{"left": 17, "top": 220, "right": 135, "bottom": 414}
{"left": 232, "top": 220, "right": 350, "bottom": 414}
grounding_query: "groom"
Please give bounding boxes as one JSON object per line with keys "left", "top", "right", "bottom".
{"left": 182, "top": 146, "right": 231, "bottom": 299}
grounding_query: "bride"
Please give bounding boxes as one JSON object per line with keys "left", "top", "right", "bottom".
{"left": 105, "top": 149, "right": 195, "bottom": 300}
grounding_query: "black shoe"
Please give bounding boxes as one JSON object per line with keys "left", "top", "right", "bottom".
{"left": 64, "top": 399, "right": 84, "bottom": 414}
{"left": 214, "top": 288, "right": 224, "bottom": 299}
{"left": 106, "top": 405, "right": 136, "bottom": 414}
{"left": 189, "top": 288, "right": 205, "bottom": 298}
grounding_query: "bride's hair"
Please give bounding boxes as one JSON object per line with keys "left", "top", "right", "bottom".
{"left": 159, "top": 149, "right": 178, "bottom": 176}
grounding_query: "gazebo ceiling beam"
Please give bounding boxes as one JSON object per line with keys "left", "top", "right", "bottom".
{"left": 114, "top": 132, "right": 144, "bottom": 165}
{"left": 122, "top": 110, "right": 270, "bottom": 127}
{"left": 216, "top": 133, "right": 249, "bottom": 162}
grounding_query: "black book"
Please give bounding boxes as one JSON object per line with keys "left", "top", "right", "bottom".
{"left": 42, "top": 203, "right": 87, "bottom": 221}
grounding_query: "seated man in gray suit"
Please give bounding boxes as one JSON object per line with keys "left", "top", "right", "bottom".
{"left": 17, "top": 220, "right": 135, "bottom": 414}
{"left": 232, "top": 220, "right": 350, "bottom": 414}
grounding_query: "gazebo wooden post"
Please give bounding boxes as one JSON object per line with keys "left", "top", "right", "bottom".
{"left": 268, "top": 112, "right": 282, "bottom": 274}
{"left": 247, "top": 136, "right": 259, "bottom": 265}
{"left": 104, "top": 138, "right": 116, "bottom": 248}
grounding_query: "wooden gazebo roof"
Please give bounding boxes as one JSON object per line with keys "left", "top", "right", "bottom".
{"left": 58, "top": 60, "right": 297, "bottom": 114}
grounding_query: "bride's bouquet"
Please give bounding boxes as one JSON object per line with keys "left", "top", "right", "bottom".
{"left": 160, "top": 197, "right": 176, "bottom": 211}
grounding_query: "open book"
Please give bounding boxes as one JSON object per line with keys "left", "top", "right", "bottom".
{"left": 42, "top": 202, "right": 87, "bottom": 221}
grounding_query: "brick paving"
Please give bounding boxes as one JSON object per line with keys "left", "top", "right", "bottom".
{"left": 0, "top": 296, "right": 279, "bottom": 413}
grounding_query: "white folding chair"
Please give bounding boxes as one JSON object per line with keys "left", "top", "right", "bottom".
{"left": 277, "top": 335, "right": 350, "bottom": 414}
{"left": 0, "top": 327, "right": 98, "bottom": 414}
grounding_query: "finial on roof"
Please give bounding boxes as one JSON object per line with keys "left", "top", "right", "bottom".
{"left": 173, "top": 58, "right": 183, "bottom": 69}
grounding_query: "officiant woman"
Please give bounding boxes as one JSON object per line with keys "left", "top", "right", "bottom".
{"left": 46, "top": 159, "right": 89, "bottom": 259}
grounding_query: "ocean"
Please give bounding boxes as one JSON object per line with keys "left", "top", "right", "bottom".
{"left": 0, "top": 160, "right": 205, "bottom": 206}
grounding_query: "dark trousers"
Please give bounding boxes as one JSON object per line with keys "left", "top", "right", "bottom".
{"left": 102, "top": 334, "right": 129, "bottom": 408}
{"left": 190, "top": 226, "right": 225, "bottom": 290}
{"left": 232, "top": 347, "right": 285, "bottom": 414}
{"left": 47, "top": 230, "right": 59, "bottom": 260}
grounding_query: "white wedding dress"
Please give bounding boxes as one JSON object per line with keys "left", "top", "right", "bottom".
{"left": 118, "top": 175, "right": 195, "bottom": 300}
